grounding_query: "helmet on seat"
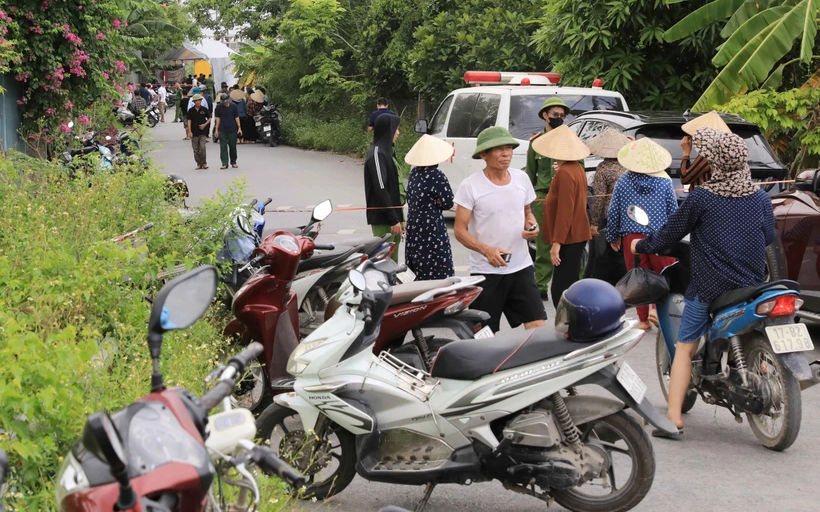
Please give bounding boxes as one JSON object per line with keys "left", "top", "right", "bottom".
{"left": 555, "top": 279, "right": 625, "bottom": 342}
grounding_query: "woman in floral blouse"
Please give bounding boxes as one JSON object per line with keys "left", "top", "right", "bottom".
{"left": 588, "top": 130, "right": 631, "bottom": 234}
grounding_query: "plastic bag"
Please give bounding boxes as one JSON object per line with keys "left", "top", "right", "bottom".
{"left": 615, "top": 265, "right": 669, "bottom": 307}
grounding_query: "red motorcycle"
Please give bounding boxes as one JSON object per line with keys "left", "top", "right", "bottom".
{"left": 226, "top": 201, "right": 489, "bottom": 412}
{"left": 56, "top": 266, "right": 303, "bottom": 512}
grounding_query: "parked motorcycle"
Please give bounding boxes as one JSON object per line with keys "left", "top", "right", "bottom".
{"left": 55, "top": 266, "right": 305, "bottom": 511}
{"left": 254, "top": 104, "right": 282, "bottom": 147}
{"left": 258, "top": 259, "right": 676, "bottom": 511}
{"left": 145, "top": 102, "right": 160, "bottom": 128}
{"left": 627, "top": 206, "right": 820, "bottom": 451}
{"left": 227, "top": 202, "right": 489, "bottom": 413}
{"left": 0, "top": 449, "right": 7, "bottom": 512}
{"left": 61, "top": 122, "right": 115, "bottom": 175}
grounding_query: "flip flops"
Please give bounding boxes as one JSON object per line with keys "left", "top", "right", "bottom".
{"left": 220, "top": 165, "right": 228, "bottom": 169}
{"left": 231, "top": 164, "right": 238, "bottom": 168}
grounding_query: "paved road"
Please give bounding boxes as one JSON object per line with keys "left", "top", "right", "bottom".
{"left": 150, "top": 122, "right": 820, "bottom": 512}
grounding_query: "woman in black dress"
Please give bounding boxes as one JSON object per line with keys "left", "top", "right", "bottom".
{"left": 404, "top": 135, "right": 456, "bottom": 280}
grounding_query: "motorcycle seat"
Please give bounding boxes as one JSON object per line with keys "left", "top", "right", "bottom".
{"left": 430, "top": 326, "right": 596, "bottom": 381}
{"left": 709, "top": 279, "right": 800, "bottom": 314}
{"left": 298, "top": 245, "right": 358, "bottom": 272}
{"left": 341, "top": 234, "right": 392, "bottom": 256}
{"left": 390, "top": 278, "right": 456, "bottom": 306}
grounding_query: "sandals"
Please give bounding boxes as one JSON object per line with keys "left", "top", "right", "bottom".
{"left": 203, "top": 165, "right": 209, "bottom": 169}
{"left": 652, "top": 428, "right": 684, "bottom": 439}
{"left": 648, "top": 310, "right": 660, "bottom": 328}
{"left": 231, "top": 164, "right": 238, "bottom": 168}
{"left": 220, "top": 165, "right": 228, "bottom": 169}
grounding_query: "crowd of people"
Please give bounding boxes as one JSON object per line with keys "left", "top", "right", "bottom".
{"left": 124, "top": 74, "right": 272, "bottom": 170}
{"left": 363, "top": 100, "right": 773, "bottom": 438}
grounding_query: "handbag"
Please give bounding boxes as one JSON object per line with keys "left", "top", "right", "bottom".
{"left": 615, "top": 254, "right": 670, "bottom": 307}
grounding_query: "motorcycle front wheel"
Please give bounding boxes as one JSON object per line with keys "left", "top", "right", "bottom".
{"left": 148, "top": 115, "right": 158, "bottom": 128}
{"left": 655, "top": 332, "right": 698, "bottom": 414}
{"left": 257, "top": 404, "right": 356, "bottom": 499}
{"left": 743, "top": 334, "right": 802, "bottom": 451}
{"left": 229, "top": 356, "right": 271, "bottom": 413}
{"left": 552, "top": 411, "right": 655, "bottom": 512}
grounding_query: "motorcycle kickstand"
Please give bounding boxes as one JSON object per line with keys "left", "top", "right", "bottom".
{"left": 414, "top": 482, "right": 436, "bottom": 512}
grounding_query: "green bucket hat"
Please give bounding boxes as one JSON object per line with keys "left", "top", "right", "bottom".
{"left": 472, "top": 126, "right": 520, "bottom": 159}
{"left": 538, "top": 97, "right": 570, "bottom": 120}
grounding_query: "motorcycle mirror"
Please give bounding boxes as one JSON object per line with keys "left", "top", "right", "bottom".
{"left": 311, "top": 200, "right": 333, "bottom": 223}
{"left": 148, "top": 265, "right": 218, "bottom": 338}
{"left": 82, "top": 413, "right": 136, "bottom": 510}
{"left": 348, "top": 270, "right": 367, "bottom": 292}
{"left": 627, "top": 205, "right": 650, "bottom": 227}
{"left": 236, "top": 212, "right": 254, "bottom": 236}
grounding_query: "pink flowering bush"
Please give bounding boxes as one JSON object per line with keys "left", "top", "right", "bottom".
{"left": 0, "top": 0, "right": 129, "bottom": 145}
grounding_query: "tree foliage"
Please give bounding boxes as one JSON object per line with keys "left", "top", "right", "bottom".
{"left": 532, "top": 0, "right": 722, "bottom": 110}
{"left": 664, "top": 0, "right": 820, "bottom": 109}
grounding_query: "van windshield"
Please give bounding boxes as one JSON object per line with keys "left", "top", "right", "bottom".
{"left": 634, "top": 125, "right": 780, "bottom": 167}
{"left": 509, "top": 94, "right": 624, "bottom": 139}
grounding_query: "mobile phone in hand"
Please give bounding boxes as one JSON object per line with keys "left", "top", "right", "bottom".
{"left": 501, "top": 252, "right": 512, "bottom": 263}
{"left": 527, "top": 224, "right": 538, "bottom": 232}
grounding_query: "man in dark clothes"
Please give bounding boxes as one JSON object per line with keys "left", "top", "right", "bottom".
{"left": 367, "top": 97, "right": 395, "bottom": 133}
{"left": 186, "top": 94, "right": 211, "bottom": 169}
{"left": 213, "top": 92, "right": 242, "bottom": 169}
{"left": 363, "top": 114, "right": 403, "bottom": 262}
{"left": 139, "top": 83, "right": 151, "bottom": 102}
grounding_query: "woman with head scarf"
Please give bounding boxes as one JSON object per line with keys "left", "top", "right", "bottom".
{"left": 679, "top": 111, "right": 732, "bottom": 191}
{"left": 364, "top": 113, "right": 403, "bottom": 262}
{"left": 403, "top": 135, "right": 456, "bottom": 280}
{"left": 633, "top": 127, "right": 775, "bottom": 438}
{"left": 532, "top": 125, "right": 592, "bottom": 307}
{"left": 606, "top": 138, "right": 678, "bottom": 330}
{"left": 246, "top": 87, "right": 263, "bottom": 143}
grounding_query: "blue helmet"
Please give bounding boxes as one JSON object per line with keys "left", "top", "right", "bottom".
{"left": 555, "top": 279, "right": 625, "bottom": 342}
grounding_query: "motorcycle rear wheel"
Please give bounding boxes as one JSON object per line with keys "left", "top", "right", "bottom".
{"left": 552, "top": 411, "right": 655, "bottom": 512}
{"left": 743, "top": 335, "right": 802, "bottom": 451}
{"left": 148, "top": 115, "right": 158, "bottom": 128}
{"left": 257, "top": 404, "right": 356, "bottom": 500}
{"left": 655, "top": 332, "right": 697, "bottom": 414}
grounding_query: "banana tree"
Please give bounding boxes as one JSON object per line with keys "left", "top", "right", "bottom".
{"left": 664, "top": 0, "right": 820, "bottom": 109}
{"left": 119, "top": 1, "right": 183, "bottom": 75}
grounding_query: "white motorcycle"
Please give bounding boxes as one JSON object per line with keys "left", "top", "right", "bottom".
{"left": 257, "top": 260, "right": 679, "bottom": 512}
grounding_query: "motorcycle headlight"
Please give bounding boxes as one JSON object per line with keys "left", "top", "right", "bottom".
{"left": 286, "top": 337, "right": 334, "bottom": 375}
{"left": 273, "top": 234, "right": 299, "bottom": 254}
{"left": 55, "top": 452, "right": 90, "bottom": 504}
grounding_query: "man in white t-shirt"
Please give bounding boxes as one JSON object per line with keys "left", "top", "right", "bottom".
{"left": 454, "top": 126, "right": 547, "bottom": 332}
{"left": 157, "top": 82, "right": 167, "bottom": 122}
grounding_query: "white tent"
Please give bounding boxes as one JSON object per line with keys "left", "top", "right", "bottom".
{"left": 181, "top": 39, "right": 237, "bottom": 87}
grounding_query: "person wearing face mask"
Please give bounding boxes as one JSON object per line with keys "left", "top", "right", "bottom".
{"left": 525, "top": 97, "right": 571, "bottom": 299}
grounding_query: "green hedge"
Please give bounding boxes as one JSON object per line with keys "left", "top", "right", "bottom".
{"left": 0, "top": 152, "right": 292, "bottom": 510}
{"left": 281, "top": 109, "right": 422, "bottom": 164}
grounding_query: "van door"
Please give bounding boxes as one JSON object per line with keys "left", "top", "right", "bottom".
{"left": 429, "top": 94, "right": 456, "bottom": 174}
{"left": 446, "top": 92, "right": 501, "bottom": 191}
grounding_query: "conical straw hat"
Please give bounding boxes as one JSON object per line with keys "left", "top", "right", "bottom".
{"left": 682, "top": 111, "right": 731, "bottom": 136}
{"left": 531, "top": 125, "right": 590, "bottom": 161}
{"left": 586, "top": 129, "right": 632, "bottom": 159}
{"left": 617, "top": 138, "right": 672, "bottom": 176}
{"left": 229, "top": 89, "right": 246, "bottom": 101}
{"left": 405, "top": 134, "right": 455, "bottom": 167}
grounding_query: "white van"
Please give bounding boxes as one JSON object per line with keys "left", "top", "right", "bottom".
{"left": 414, "top": 71, "right": 629, "bottom": 193}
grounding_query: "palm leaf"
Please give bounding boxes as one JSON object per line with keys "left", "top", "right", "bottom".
{"left": 693, "top": 23, "right": 776, "bottom": 109}
{"left": 737, "top": 0, "right": 817, "bottom": 88}
{"left": 720, "top": 0, "right": 784, "bottom": 38}
{"left": 137, "top": 20, "right": 182, "bottom": 34}
{"left": 663, "top": 0, "right": 746, "bottom": 42}
{"left": 800, "top": 0, "right": 820, "bottom": 62}
{"left": 713, "top": 6, "right": 790, "bottom": 66}
{"left": 125, "top": 24, "right": 150, "bottom": 37}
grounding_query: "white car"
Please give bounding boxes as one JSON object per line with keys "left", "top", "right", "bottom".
{"left": 414, "top": 71, "right": 629, "bottom": 194}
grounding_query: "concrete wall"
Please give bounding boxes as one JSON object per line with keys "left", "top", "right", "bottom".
{"left": 0, "top": 73, "right": 25, "bottom": 152}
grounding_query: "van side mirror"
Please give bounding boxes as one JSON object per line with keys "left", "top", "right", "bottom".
{"left": 414, "top": 119, "right": 429, "bottom": 135}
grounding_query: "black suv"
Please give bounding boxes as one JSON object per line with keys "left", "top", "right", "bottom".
{"left": 568, "top": 111, "right": 787, "bottom": 202}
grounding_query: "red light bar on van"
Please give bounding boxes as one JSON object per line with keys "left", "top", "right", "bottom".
{"left": 464, "top": 71, "right": 561, "bottom": 86}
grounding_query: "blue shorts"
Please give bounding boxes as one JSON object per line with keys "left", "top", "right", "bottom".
{"left": 678, "top": 296, "right": 711, "bottom": 343}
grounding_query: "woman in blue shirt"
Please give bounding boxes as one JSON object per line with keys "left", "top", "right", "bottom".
{"left": 606, "top": 138, "right": 678, "bottom": 330}
{"left": 633, "top": 127, "right": 776, "bottom": 437}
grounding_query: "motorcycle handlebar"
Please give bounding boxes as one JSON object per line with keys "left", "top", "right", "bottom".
{"left": 227, "top": 342, "right": 264, "bottom": 375}
{"left": 200, "top": 380, "right": 234, "bottom": 410}
{"left": 250, "top": 446, "right": 306, "bottom": 488}
{"left": 263, "top": 197, "right": 273, "bottom": 207}
{"left": 362, "top": 303, "right": 373, "bottom": 324}
{"left": 314, "top": 244, "right": 335, "bottom": 251}
{"left": 200, "top": 343, "right": 264, "bottom": 410}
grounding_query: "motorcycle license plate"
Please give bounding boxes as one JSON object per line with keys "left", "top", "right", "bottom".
{"left": 396, "top": 268, "right": 416, "bottom": 284}
{"left": 765, "top": 323, "right": 814, "bottom": 354}
{"left": 616, "top": 362, "right": 647, "bottom": 404}
{"left": 264, "top": 126, "right": 271, "bottom": 132}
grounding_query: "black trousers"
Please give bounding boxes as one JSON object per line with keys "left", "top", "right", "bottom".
{"left": 551, "top": 242, "right": 586, "bottom": 308}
